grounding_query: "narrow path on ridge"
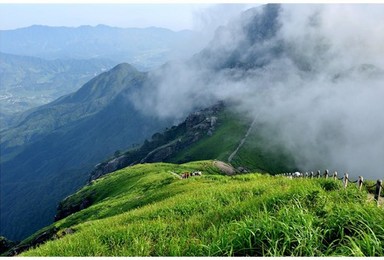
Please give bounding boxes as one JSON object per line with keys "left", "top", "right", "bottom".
{"left": 228, "top": 116, "right": 258, "bottom": 163}
{"left": 169, "top": 171, "right": 182, "bottom": 179}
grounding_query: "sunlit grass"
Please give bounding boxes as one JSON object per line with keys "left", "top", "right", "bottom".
{"left": 21, "top": 161, "right": 384, "bottom": 256}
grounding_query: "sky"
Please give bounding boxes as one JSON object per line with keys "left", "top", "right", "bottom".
{"left": 0, "top": 3, "right": 260, "bottom": 31}
{"left": 1, "top": 1, "right": 379, "bottom": 31}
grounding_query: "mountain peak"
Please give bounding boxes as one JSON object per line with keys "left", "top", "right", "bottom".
{"left": 57, "top": 62, "right": 142, "bottom": 105}
{"left": 110, "top": 63, "right": 138, "bottom": 73}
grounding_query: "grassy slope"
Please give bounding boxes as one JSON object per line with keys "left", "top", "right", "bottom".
{"left": 168, "top": 110, "right": 297, "bottom": 174}
{"left": 21, "top": 161, "right": 384, "bottom": 257}
{"left": 230, "top": 123, "right": 298, "bottom": 174}
{"left": 168, "top": 110, "right": 250, "bottom": 164}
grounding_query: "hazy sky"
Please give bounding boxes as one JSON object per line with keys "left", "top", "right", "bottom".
{"left": 0, "top": 4, "right": 260, "bottom": 31}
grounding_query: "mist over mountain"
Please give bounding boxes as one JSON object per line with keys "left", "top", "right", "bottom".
{"left": 131, "top": 4, "right": 384, "bottom": 180}
{"left": 2, "top": 3, "right": 384, "bottom": 243}
{"left": 0, "top": 25, "right": 199, "bottom": 70}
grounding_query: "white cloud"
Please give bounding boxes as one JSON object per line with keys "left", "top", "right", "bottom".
{"left": 131, "top": 4, "right": 384, "bottom": 179}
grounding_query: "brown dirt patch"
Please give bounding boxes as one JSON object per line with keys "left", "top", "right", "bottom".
{"left": 213, "top": 160, "right": 236, "bottom": 175}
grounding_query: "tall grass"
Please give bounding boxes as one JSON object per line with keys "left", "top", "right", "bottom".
{"left": 22, "top": 161, "right": 384, "bottom": 256}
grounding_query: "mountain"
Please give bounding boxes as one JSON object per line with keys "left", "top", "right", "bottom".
{"left": 0, "top": 25, "right": 199, "bottom": 70}
{"left": 0, "top": 4, "right": 288, "bottom": 241}
{"left": 2, "top": 4, "right": 383, "bottom": 255}
{"left": 86, "top": 102, "right": 296, "bottom": 184}
{"left": 5, "top": 160, "right": 384, "bottom": 256}
{"left": 189, "top": 4, "right": 281, "bottom": 72}
{"left": 0, "top": 63, "right": 172, "bottom": 240}
{"left": 0, "top": 3, "right": 339, "bottom": 243}
{"left": 0, "top": 52, "right": 115, "bottom": 127}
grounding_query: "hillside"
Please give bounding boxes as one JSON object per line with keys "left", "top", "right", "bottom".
{"left": 3, "top": 3, "right": 382, "bottom": 247}
{"left": 0, "top": 61, "right": 294, "bottom": 241}
{"left": 0, "top": 5, "right": 289, "bottom": 241}
{"left": 88, "top": 102, "right": 296, "bottom": 183}
{"left": 5, "top": 160, "right": 383, "bottom": 256}
{"left": 0, "top": 63, "right": 171, "bottom": 241}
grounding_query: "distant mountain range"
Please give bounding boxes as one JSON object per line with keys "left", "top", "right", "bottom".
{"left": 0, "top": 25, "right": 203, "bottom": 123}
{"left": 0, "top": 52, "right": 116, "bottom": 127}
{"left": 0, "top": 25, "right": 200, "bottom": 70}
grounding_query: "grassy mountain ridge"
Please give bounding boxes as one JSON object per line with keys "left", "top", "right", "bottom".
{"left": 7, "top": 160, "right": 383, "bottom": 256}
{"left": 4, "top": 3, "right": 378, "bottom": 248}
{"left": 1, "top": 63, "right": 145, "bottom": 161}
{"left": 1, "top": 5, "right": 290, "bottom": 242}
{"left": 88, "top": 102, "right": 296, "bottom": 183}
{"left": 0, "top": 63, "right": 171, "bottom": 241}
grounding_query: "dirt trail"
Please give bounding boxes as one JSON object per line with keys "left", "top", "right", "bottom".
{"left": 228, "top": 117, "right": 258, "bottom": 163}
{"left": 169, "top": 171, "right": 182, "bottom": 179}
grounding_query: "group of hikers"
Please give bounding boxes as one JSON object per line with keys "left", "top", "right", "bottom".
{"left": 181, "top": 171, "right": 202, "bottom": 179}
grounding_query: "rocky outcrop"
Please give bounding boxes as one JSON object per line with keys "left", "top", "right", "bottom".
{"left": 88, "top": 102, "right": 224, "bottom": 182}
{"left": 3, "top": 227, "right": 58, "bottom": 256}
{"left": 140, "top": 111, "right": 219, "bottom": 163}
{"left": 54, "top": 195, "right": 94, "bottom": 222}
{"left": 2, "top": 226, "right": 76, "bottom": 256}
{"left": 90, "top": 155, "right": 131, "bottom": 181}
{"left": 141, "top": 143, "right": 177, "bottom": 163}
{"left": 0, "top": 236, "right": 16, "bottom": 255}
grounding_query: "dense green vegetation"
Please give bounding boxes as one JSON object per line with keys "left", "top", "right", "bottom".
{"left": 20, "top": 161, "right": 384, "bottom": 256}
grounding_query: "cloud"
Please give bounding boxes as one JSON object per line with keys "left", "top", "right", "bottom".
{"left": 130, "top": 4, "right": 384, "bottom": 180}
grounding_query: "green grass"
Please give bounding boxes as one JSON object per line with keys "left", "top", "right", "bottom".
{"left": 167, "top": 109, "right": 297, "bottom": 174}
{"left": 168, "top": 110, "right": 250, "bottom": 164}
{"left": 230, "top": 123, "right": 297, "bottom": 174}
{"left": 21, "top": 161, "right": 384, "bottom": 256}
